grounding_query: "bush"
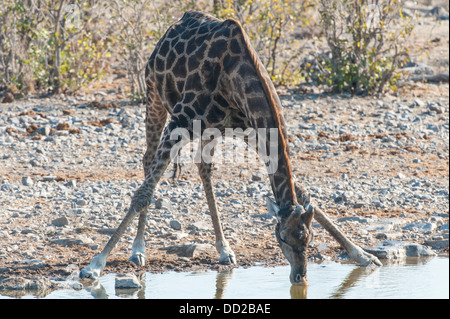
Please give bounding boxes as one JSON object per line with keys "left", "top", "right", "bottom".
{"left": 1, "top": 0, "right": 111, "bottom": 94}
{"left": 1, "top": 0, "right": 312, "bottom": 96}
{"left": 0, "top": 1, "right": 38, "bottom": 93}
{"left": 306, "top": 0, "right": 413, "bottom": 94}
{"left": 1, "top": 0, "right": 414, "bottom": 98}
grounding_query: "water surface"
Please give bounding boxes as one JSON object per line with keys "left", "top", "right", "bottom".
{"left": 5, "top": 256, "right": 449, "bottom": 299}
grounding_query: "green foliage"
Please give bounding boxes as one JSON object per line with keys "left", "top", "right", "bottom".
{"left": 1, "top": 0, "right": 111, "bottom": 93}
{"left": 1, "top": 0, "right": 415, "bottom": 97}
{"left": 306, "top": 0, "right": 413, "bottom": 94}
{"left": 2, "top": 0, "right": 314, "bottom": 95}
{"left": 0, "top": 1, "right": 38, "bottom": 92}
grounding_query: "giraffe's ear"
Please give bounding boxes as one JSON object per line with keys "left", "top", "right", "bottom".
{"left": 266, "top": 197, "right": 280, "bottom": 219}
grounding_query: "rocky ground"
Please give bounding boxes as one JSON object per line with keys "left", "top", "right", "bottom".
{"left": 0, "top": 11, "right": 448, "bottom": 296}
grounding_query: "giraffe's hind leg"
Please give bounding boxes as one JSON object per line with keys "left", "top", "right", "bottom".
{"left": 129, "top": 80, "right": 167, "bottom": 266}
{"left": 196, "top": 141, "right": 236, "bottom": 265}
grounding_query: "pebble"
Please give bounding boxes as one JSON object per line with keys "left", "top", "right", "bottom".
{"left": 402, "top": 220, "right": 438, "bottom": 233}
{"left": 50, "top": 235, "right": 93, "bottom": 247}
{"left": 414, "top": 98, "right": 425, "bottom": 107}
{"left": 155, "top": 198, "right": 172, "bottom": 210}
{"left": 0, "top": 277, "right": 53, "bottom": 291}
{"left": 365, "top": 241, "right": 436, "bottom": 260}
{"left": 42, "top": 175, "right": 56, "bottom": 182}
{"left": 169, "top": 220, "right": 182, "bottom": 230}
{"left": 52, "top": 216, "right": 69, "bottom": 227}
{"left": 115, "top": 273, "right": 142, "bottom": 289}
{"left": 22, "top": 176, "right": 33, "bottom": 186}
{"left": 65, "top": 180, "right": 77, "bottom": 188}
{"left": 161, "top": 244, "right": 216, "bottom": 258}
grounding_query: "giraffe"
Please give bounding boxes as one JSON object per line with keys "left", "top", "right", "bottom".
{"left": 80, "top": 11, "right": 381, "bottom": 284}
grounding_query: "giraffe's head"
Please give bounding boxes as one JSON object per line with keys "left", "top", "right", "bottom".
{"left": 267, "top": 200, "right": 314, "bottom": 285}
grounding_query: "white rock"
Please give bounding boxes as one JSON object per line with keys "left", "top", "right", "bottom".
{"left": 115, "top": 273, "right": 142, "bottom": 289}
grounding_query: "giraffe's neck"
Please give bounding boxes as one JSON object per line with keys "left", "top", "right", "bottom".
{"left": 262, "top": 118, "right": 297, "bottom": 209}
{"left": 269, "top": 165, "right": 297, "bottom": 209}
{"left": 236, "top": 20, "right": 296, "bottom": 209}
{"left": 226, "top": 66, "right": 297, "bottom": 208}
{"left": 225, "top": 21, "right": 297, "bottom": 209}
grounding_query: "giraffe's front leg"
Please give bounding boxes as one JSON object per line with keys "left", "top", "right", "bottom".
{"left": 128, "top": 210, "right": 147, "bottom": 266}
{"left": 196, "top": 144, "right": 236, "bottom": 265}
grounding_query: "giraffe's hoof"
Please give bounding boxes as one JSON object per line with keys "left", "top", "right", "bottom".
{"left": 79, "top": 268, "right": 97, "bottom": 280}
{"left": 219, "top": 252, "right": 236, "bottom": 265}
{"left": 359, "top": 251, "right": 382, "bottom": 267}
{"left": 128, "top": 253, "right": 146, "bottom": 266}
{"left": 79, "top": 254, "right": 105, "bottom": 279}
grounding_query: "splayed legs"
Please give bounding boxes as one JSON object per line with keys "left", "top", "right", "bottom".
{"left": 80, "top": 123, "right": 181, "bottom": 279}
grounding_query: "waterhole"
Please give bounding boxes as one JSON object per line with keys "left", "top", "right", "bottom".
{"left": 2, "top": 256, "right": 448, "bottom": 299}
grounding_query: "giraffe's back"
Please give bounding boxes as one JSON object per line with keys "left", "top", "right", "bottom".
{"left": 145, "top": 11, "right": 251, "bottom": 115}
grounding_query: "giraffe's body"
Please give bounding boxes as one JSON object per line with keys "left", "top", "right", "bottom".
{"left": 80, "top": 11, "right": 381, "bottom": 283}
{"left": 145, "top": 11, "right": 295, "bottom": 207}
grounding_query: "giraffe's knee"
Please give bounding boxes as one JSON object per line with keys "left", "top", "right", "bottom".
{"left": 131, "top": 188, "right": 153, "bottom": 213}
